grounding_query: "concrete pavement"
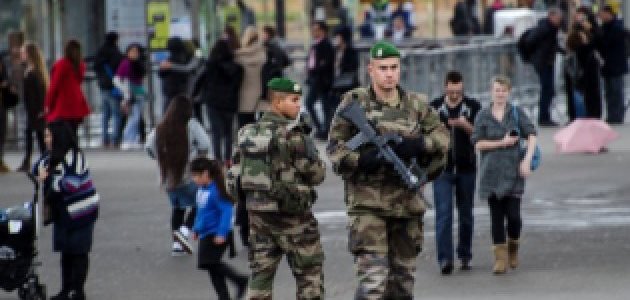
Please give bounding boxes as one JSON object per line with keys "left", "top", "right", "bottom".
{"left": 1, "top": 123, "right": 630, "bottom": 299}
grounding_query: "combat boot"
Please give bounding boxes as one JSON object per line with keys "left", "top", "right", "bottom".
{"left": 508, "top": 239, "right": 519, "bottom": 269}
{"left": 492, "top": 244, "right": 508, "bottom": 275}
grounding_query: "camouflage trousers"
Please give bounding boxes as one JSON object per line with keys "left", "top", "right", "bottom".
{"left": 348, "top": 214, "right": 424, "bottom": 300}
{"left": 246, "top": 211, "right": 325, "bottom": 300}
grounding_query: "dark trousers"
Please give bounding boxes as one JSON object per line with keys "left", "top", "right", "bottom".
{"left": 323, "top": 93, "right": 343, "bottom": 137}
{"left": 60, "top": 252, "right": 89, "bottom": 297}
{"left": 208, "top": 263, "right": 246, "bottom": 300}
{"left": 0, "top": 106, "right": 6, "bottom": 161}
{"left": 488, "top": 195, "right": 522, "bottom": 244}
{"left": 604, "top": 75, "right": 626, "bottom": 123}
{"left": 535, "top": 65, "right": 555, "bottom": 123}
{"left": 172, "top": 207, "right": 197, "bottom": 232}
{"left": 238, "top": 113, "right": 256, "bottom": 129}
{"left": 21, "top": 124, "right": 45, "bottom": 166}
{"left": 305, "top": 87, "right": 329, "bottom": 135}
{"left": 432, "top": 171, "right": 475, "bottom": 264}
{"left": 207, "top": 107, "right": 235, "bottom": 162}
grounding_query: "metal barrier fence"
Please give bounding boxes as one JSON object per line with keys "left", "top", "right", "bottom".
{"left": 5, "top": 37, "right": 541, "bottom": 149}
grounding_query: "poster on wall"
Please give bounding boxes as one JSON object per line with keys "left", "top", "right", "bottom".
{"left": 106, "top": 0, "right": 147, "bottom": 50}
{"left": 147, "top": 1, "right": 171, "bottom": 50}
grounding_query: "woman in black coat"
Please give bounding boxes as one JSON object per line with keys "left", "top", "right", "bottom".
{"left": 564, "top": 18, "right": 602, "bottom": 121}
{"left": 195, "top": 39, "right": 243, "bottom": 164}
{"left": 324, "top": 26, "right": 360, "bottom": 136}
{"left": 17, "top": 42, "right": 47, "bottom": 172}
{"left": 35, "top": 121, "right": 98, "bottom": 300}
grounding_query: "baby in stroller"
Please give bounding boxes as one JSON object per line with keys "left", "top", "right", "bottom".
{"left": 0, "top": 175, "right": 47, "bottom": 300}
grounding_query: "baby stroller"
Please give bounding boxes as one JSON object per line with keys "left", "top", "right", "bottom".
{"left": 0, "top": 174, "right": 46, "bottom": 299}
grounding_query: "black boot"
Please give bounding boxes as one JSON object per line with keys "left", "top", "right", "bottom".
{"left": 51, "top": 254, "right": 73, "bottom": 300}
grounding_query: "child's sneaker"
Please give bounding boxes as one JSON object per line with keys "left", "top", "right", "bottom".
{"left": 171, "top": 241, "right": 187, "bottom": 257}
{"left": 173, "top": 228, "right": 193, "bottom": 254}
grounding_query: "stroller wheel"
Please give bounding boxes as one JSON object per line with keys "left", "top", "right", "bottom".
{"left": 18, "top": 275, "right": 46, "bottom": 300}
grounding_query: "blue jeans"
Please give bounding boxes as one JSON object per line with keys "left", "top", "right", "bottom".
{"left": 604, "top": 76, "right": 626, "bottom": 123}
{"left": 432, "top": 171, "right": 475, "bottom": 264}
{"left": 535, "top": 65, "right": 555, "bottom": 123}
{"left": 122, "top": 94, "right": 145, "bottom": 144}
{"left": 167, "top": 182, "right": 197, "bottom": 208}
{"left": 101, "top": 89, "right": 121, "bottom": 145}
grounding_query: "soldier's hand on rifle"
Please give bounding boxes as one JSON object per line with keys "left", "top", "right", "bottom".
{"left": 393, "top": 137, "right": 425, "bottom": 160}
{"left": 358, "top": 148, "right": 385, "bottom": 173}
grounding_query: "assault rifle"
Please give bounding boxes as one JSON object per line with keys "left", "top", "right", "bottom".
{"left": 339, "top": 95, "right": 427, "bottom": 190}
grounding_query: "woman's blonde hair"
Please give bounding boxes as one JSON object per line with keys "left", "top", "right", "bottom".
{"left": 23, "top": 41, "right": 49, "bottom": 88}
{"left": 241, "top": 26, "right": 259, "bottom": 47}
{"left": 492, "top": 75, "right": 512, "bottom": 90}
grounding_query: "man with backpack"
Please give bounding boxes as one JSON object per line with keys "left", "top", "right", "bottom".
{"left": 520, "top": 8, "right": 563, "bottom": 126}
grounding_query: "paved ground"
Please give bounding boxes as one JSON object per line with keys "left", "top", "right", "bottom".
{"left": 2, "top": 124, "right": 630, "bottom": 299}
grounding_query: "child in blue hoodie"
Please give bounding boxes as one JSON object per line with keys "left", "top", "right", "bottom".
{"left": 190, "top": 158, "right": 248, "bottom": 300}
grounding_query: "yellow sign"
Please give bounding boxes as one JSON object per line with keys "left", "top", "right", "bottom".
{"left": 147, "top": 1, "right": 171, "bottom": 50}
{"left": 223, "top": 5, "right": 242, "bottom": 34}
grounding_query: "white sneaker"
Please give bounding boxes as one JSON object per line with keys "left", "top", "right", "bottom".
{"left": 120, "top": 142, "right": 133, "bottom": 151}
{"left": 173, "top": 229, "right": 194, "bottom": 254}
{"left": 171, "top": 241, "right": 187, "bottom": 257}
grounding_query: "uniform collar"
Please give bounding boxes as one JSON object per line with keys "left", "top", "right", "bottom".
{"left": 260, "top": 111, "right": 293, "bottom": 124}
{"left": 368, "top": 85, "right": 408, "bottom": 109}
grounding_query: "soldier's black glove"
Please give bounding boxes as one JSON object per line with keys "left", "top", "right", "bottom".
{"left": 358, "top": 148, "right": 385, "bottom": 173}
{"left": 393, "top": 137, "right": 425, "bottom": 160}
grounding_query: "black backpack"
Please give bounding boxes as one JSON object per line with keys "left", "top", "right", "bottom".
{"left": 518, "top": 28, "right": 536, "bottom": 63}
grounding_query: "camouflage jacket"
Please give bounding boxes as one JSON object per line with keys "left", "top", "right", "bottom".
{"left": 327, "top": 86, "right": 450, "bottom": 217}
{"left": 228, "top": 111, "right": 326, "bottom": 213}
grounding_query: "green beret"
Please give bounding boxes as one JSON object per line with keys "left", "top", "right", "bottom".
{"left": 370, "top": 41, "right": 400, "bottom": 59}
{"left": 267, "top": 77, "right": 302, "bottom": 95}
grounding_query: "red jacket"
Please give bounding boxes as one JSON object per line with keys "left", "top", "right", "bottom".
{"left": 45, "top": 58, "right": 90, "bottom": 122}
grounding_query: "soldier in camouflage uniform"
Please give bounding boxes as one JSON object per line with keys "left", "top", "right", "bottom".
{"left": 228, "top": 77, "right": 326, "bottom": 300}
{"left": 327, "top": 41, "right": 450, "bottom": 300}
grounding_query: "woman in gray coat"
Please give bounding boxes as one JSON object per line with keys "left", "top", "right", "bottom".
{"left": 471, "top": 76, "right": 537, "bottom": 275}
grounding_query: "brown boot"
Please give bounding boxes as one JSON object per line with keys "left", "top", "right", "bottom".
{"left": 508, "top": 239, "right": 519, "bottom": 269}
{"left": 492, "top": 244, "right": 508, "bottom": 275}
{"left": 0, "top": 161, "right": 10, "bottom": 173}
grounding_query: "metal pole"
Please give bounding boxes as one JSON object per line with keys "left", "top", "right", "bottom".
{"left": 191, "top": 0, "right": 201, "bottom": 42}
{"left": 276, "top": 0, "right": 286, "bottom": 38}
{"left": 433, "top": 0, "right": 438, "bottom": 39}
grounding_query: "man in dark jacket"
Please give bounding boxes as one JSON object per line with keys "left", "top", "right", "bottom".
{"left": 526, "top": 8, "right": 562, "bottom": 126}
{"left": 597, "top": 5, "right": 628, "bottom": 124}
{"left": 93, "top": 32, "right": 123, "bottom": 147}
{"left": 305, "top": 21, "right": 335, "bottom": 139}
{"left": 261, "top": 25, "right": 291, "bottom": 101}
{"left": 430, "top": 71, "right": 481, "bottom": 275}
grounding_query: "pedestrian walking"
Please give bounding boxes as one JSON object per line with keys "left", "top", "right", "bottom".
{"left": 114, "top": 43, "right": 148, "bottom": 150}
{"left": 327, "top": 41, "right": 450, "bottom": 299}
{"left": 430, "top": 71, "right": 481, "bottom": 274}
{"left": 158, "top": 37, "right": 199, "bottom": 112}
{"left": 228, "top": 77, "right": 326, "bottom": 299}
{"left": 195, "top": 39, "right": 243, "bottom": 164}
{"left": 327, "top": 25, "right": 359, "bottom": 137}
{"left": 44, "top": 39, "right": 90, "bottom": 137}
{"left": 563, "top": 19, "right": 602, "bottom": 121}
{"left": 235, "top": 26, "right": 266, "bottom": 128}
{"left": 145, "top": 95, "right": 210, "bottom": 256}
{"left": 93, "top": 32, "right": 123, "bottom": 148}
{"left": 16, "top": 42, "right": 48, "bottom": 172}
{"left": 597, "top": 5, "right": 628, "bottom": 124}
{"left": 190, "top": 157, "right": 248, "bottom": 300}
{"left": 305, "top": 21, "right": 335, "bottom": 139}
{"left": 34, "top": 120, "right": 99, "bottom": 300}
{"left": 260, "top": 25, "right": 291, "bottom": 103}
{"left": 0, "top": 31, "right": 25, "bottom": 173}
{"left": 524, "top": 8, "right": 562, "bottom": 126}
{"left": 471, "top": 76, "right": 537, "bottom": 275}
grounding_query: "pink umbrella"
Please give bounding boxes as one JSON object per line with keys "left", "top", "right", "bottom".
{"left": 553, "top": 119, "right": 619, "bottom": 154}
